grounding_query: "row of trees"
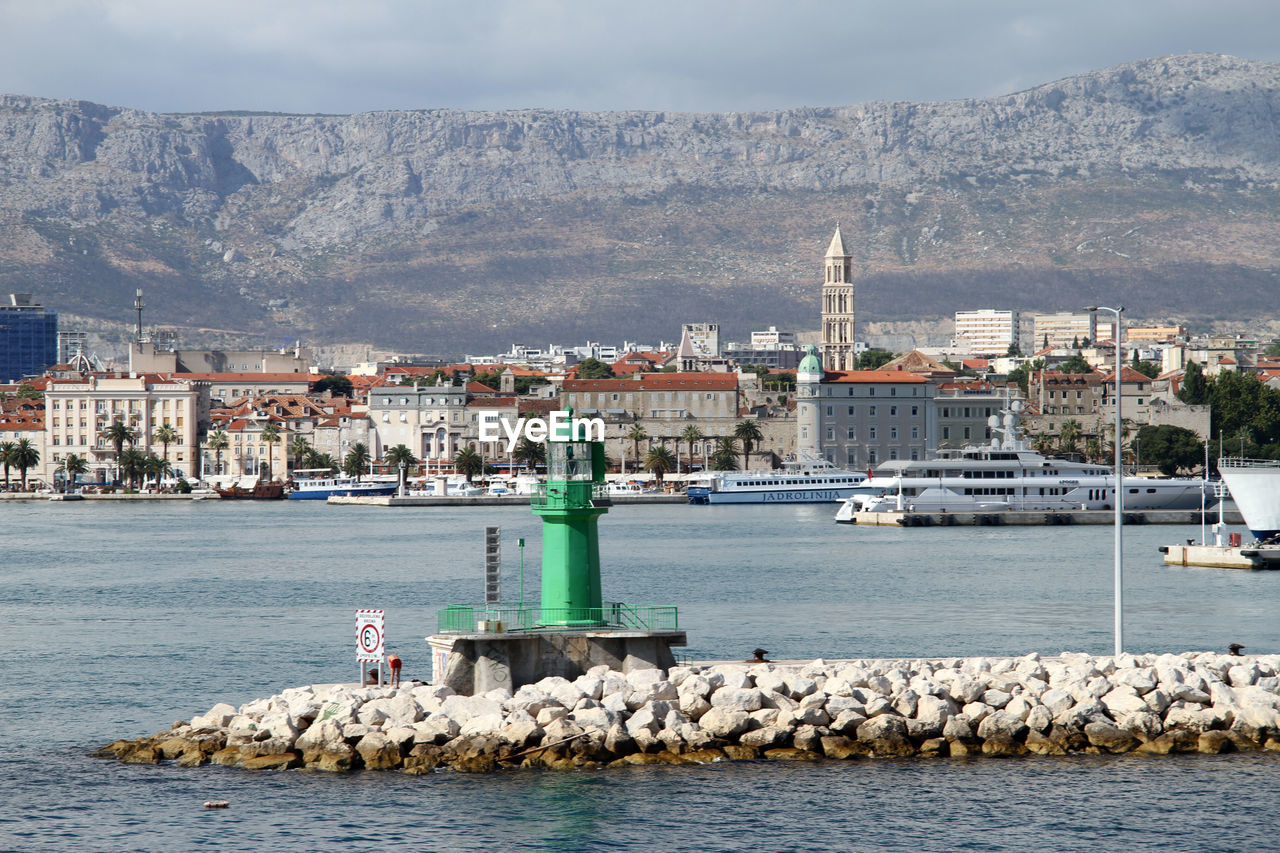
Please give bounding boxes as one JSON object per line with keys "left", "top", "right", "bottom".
{"left": 0, "top": 438, "right": 41, "bottom": 489}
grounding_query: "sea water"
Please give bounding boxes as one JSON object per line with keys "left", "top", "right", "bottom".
{"left": 1, "top": 501, "right": 1277, "bottom": 852}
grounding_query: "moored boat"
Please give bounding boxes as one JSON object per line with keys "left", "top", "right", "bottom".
{"left": 1217, "top": 457, "right": 1280, "bottom": 542}
{"left": 215, "top": 478, "right": 286, "bottom": 500}
{"left": 287, "top": 474, "right": 397, "bottom": 500}
{"left": 688, "top": 455, "right": 872, "bottom": 504}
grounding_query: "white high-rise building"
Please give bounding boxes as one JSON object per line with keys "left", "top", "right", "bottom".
{"left": 1032, "top": 312, "right": 1098, "bottom": 351}
{"left": 953, "top": 310, "right": 1020, "bottom": 355}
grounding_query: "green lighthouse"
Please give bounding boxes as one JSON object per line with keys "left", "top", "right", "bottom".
{"left": 531, "top": 414, "right": 611, "bottom": 626}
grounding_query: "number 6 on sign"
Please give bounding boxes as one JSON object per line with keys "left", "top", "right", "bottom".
{"left": 356, "top": 609, "right": 385, "bottom": 662}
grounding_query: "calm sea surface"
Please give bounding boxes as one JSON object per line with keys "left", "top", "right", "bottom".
{"left": 1, "top": 500, "right": 1278, "bottom": 852}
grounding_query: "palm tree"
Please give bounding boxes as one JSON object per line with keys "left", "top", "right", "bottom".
{"left": 709, "top": 437, "right": 740, "bottom": 471}
{"left": 643, "top": 445, "right": 677, "bottom": 485}
{"left": 733, "top": 420, "right": 764, "bottom": 470}
{"left": 207, "top": 429, "right": 230, "bottom": 477}
{"left": 627, "top": 422, "right": 648, "bottom": 470}
{"left": 288, "top": 435, "right": 311, "bottom": 477}
{"left": 454, "top": 446, "right": 483, "bottom": 482}
{"left": 105, "top": 421, "right": 136, "bottom": 484}
{"left": 154, "top": 423, "right": 177, "bottom": 467}
{"left": 307, "top": 451, "right": 338, "bottom": 475}
{"left": 10, "top": 438, "right": 40, "bottom": 489}
{"left": 1084, "top": 436, "right": 1104, "bottom": 464}
{"left": 680, "top": 425, "right": 704, "bottom": 473}
{"left": 1031, "top": 432, "right": 1054, "bottom": 454}
{"left": 63, "top": 452, "right": 88, "bottom": 493}
{"left": 384, "top": 444, "right": 418, "bottom": 493}
{"left": 142, "top": 453, "right": 171, "bottom": 490}
{"left": 260, "top": 422, "right": 282, "bottom": 481}
{"left": 118, "top": 447, "right": 146, "bottom": 489}
{"left": 1058, "top": 419, "right": 1083, "bottom": 456}
{"left": 343, "top": 442, "right": 372, "bottom": 481}
{"left": 512, "top": 437, "right": 546, "bottom": 471}
{"left": 0, "top": 440, "right": 14, "bottom": 488}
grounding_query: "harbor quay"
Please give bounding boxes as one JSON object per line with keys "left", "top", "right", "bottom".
{"left": 100, "top": 650, "right": 1280, "bottom": 773}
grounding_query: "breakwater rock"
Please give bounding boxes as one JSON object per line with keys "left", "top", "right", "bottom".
{"left": 100, "top": 652, "right": 1280, "bottom": 773}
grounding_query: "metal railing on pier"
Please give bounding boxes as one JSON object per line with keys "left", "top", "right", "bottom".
{"left": 436, "top": 602, "right": 679, "bottom": 633}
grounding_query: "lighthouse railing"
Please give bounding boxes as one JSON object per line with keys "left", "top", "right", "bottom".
{"left": 436, "top": 602, "right": 678, "bottom": 633}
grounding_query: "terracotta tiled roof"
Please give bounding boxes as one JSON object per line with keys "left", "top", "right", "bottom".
{"left": 563, "top": 372, "right": 739, "bottom": 392}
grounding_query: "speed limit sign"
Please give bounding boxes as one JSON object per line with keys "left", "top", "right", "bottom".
{"left": 356, "top": 609, "right": 385, "bottom": 662}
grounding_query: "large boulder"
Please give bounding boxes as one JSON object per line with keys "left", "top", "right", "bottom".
{"left": 855, "top": 714, "right": 914, "bottom": 756}
{"left": 698, "top": 707, "right": 751, "bottom": 739}
{"left": 356, "top": 732, "right": 403, "bottom": 770}
{"left": 709, "top": 687, "right": 764, "bottom": 712}
{"left": 1084, "top": 721, "right": 1139, "bottom": 753}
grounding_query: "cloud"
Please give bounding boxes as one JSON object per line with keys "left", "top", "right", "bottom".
{"left": 1, "top": 0, "right": 1278, "bottom": 114}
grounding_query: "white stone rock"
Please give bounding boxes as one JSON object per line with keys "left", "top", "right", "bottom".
{"left": 824, "top": 678, "right": 854, "bottom": 697}
{"left": 1101, "top": 686, "right": 1148, "bottom": 717}
{"left": 1118, "top": 668, "right": 1158, "bottom": 695}
{"left": 799, "top": 692, "right": 827, "bottom": 711}
{"left": 709, "top": 687, "right": 764, "bottom": 712}
{"left": 825, "top": 695, "right": 866, "bottom": 716}
{"left": 1142, "top": 688, "right": 1171, "bottom": 716}
{"left": 459, "top": 713, "right": 506, "bottom": 737}
{"left": 1169, "top": 683, "right": 1211, "bottom": 704}
{"left": 864, "top": 696, "right": 896, "bottom": 718}
{"left": 1025, "top": 704, "right": 1053, "bottom": 734}
{"left": 573, "top": 676, "right": 604, "bottom": 700}
{"left": 961, "top": 701, "right": 993, "bottom": 725}
{"left": 440, "top": 694, "right": 503, "bottom": 723}
{"left": 1228, "top": 664, "right": 1259, "bottom": 688}
{"left": 677, "top": 692, "right": 711, "bottom": 720}
{"left": 698, "top": 707, "right": 750, "bottom": 739}
{"left": 296, "top": 718, "right": 344, "bottom": 751}
{"left": 949, "top": 677, "right": 985, "bottom": 704}
{"left": 624, "top": 707, "right": 661, "bottom": 737}
{"left": 754, "top": 671, "right": 788, "bottom": 694}
{"left": 1118, "top": 712, "right": 1162, "bottom": 741}
{"left": 981, "top": 689, "right": 1012, "bottom": 709}
{"left": 412, "top": 715, "right": 459, "bottom": 744}
{"left": 536, "top": 706, "right": 569, "bottom": 727}
{"left": 866, "top": 675, "right": 893, "bottom": 696}
{"left": 749, "top": 708, "right": 780, "bottom": 728}
{"left": 570, "top": 707, "right": 616, "bottom": 730}
{"left": 977, "top": 710, "right": 1028, "bottom": 740}
{"left": 1003, "top": 696, "right": 1033, "bottom": 721}
{"left": 785, "top": 676, "right": 818, "bottom": 699}
{"left": 794, "top": 706, "right": 830, "bottom": 727}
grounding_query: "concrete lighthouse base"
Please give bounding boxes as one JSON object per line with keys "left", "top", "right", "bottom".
{"left": 427, "top": 629, "right": 688, "bottom": 696}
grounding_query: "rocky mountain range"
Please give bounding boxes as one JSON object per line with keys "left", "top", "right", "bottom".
{"left": 2, "top": 53, "right": 1279, "bottom": 355}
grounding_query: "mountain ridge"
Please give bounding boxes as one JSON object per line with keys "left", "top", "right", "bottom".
{"left": 2, "top": 52, "right": 1278, "bottom": 353}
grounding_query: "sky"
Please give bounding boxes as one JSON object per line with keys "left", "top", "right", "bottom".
{"left": 1, "top": 0, "right": 1278, "bottom": 115}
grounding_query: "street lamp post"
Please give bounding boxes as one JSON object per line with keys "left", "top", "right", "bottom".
{"left": 1088, "top": 305, "right": 1125, "bottom": 656}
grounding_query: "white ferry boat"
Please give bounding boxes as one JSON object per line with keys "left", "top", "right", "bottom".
{"left": 1217, "top": 457, "right": 1280, "bottom": 542}
{"left": 287, "top": 471, "right": 398, "bottom": 500}
{"left": 688, "top": 456, "right": 873, "bottom": 505}
{"left": 835, "top": 411, "right": 1213, "bottom": 521}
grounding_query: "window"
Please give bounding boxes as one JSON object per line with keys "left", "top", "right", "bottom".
{"left": 826, "top": 406, "right": 833, "bottom": 416}
{"left": 912, "top": 406, "right": 918, "bottom": 416}
{"left": 869, "top": 406, "right": 876, "bottom": 416}
{"left": 910, "top": 448, "right": 920, "bottom": 461}
{"left": 890, "top": 406, "right": 897, "bottom": 416}
{"left": 847, "top": 407, "right": 854, "bottom": 415}
{"left": 963, "top": 427, "right": 971, "bottom": 439}
{"left": 869, "top": 427, "right": 877, "bottom": 440}
{"left": 868, "top": 450, "right": 878, "bottom": 464}
{"left": 912, "top": 426, "right": 919, "bottom": 439}
{"left": 891, "top": 387, "right": 897, "bottom": 396}
{"left": 942, "top": 427, "right": 950, "bottom": 439}
{"left": 847, "top": 426, "right": 856, "bottom": 439}
{"left": 889, "top": 448, "right": 898, "bottom": 460}
{"left": 869, "top": 388, "right": 875, "bottom": 396}
{"left": 942, "top": 407, "right": 950, "bottom": 417}
{"left": 826, "top": 427, "right": 834, "bottom": 440}
{"left": 890, "top": 427, "right": 898, "bottom": 439}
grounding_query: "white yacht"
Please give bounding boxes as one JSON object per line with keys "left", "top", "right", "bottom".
{"left": 688, "top": 455, "right": 873, "bottom": 505}
{"left": 1217, "top": 457, "right": 1280, "bottom": 542}
{"left": 835, "top": 410, "right": 1214, "bottom": 521}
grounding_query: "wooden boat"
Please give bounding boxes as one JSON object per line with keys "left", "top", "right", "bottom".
{"left": 214, "top": 481, "right": 286, "bottom": 500}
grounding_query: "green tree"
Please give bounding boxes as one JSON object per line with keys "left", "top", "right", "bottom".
{"left": 733, "top": 419, "right": 764, "bottom": 469}
{"left": 154, "top": 423, "right": 177, "bottom": 466}
{"left": 260, "top": 422, "right": 282, "bottom": 480}
{"left": 1058, "top": 419, "right": 1083, "bottom": 456}
{"left": 454, "top": 446, "right": 483, "bottom": 481}
{"left": 512, "top": 437, "right": 546, "bottom": 470}
{"left": 105, "top": 421, "right": 136, "bottom": 482}
{"left": 289, "top": 435, "right": 311, "bottom": 475}
{"left": 857, "top": 349, "right": 895, "bottom": 370}
{"left": 142, "top": 453, "right": 171, "bottom": 489}
{"left": 1129, "top": 354, "right": 1161, "bottom": 379}
{"left": 343, "top": 441, "right": 371, "bottom": 481}
{"left": 1057, "top": 353, "right": 1093, "bottom": 374}
{"left": 709, "top": 437, "right": 740, "bottom": 471}
{"left": 313, "top": 374, "right": 354, "bottom": 396}
{"left": 1265, "top": 340, "right": 1280, "bottom": 358}
{"left": 1084, "top": 436, "right": 1104, "bottom": 464}
{"left": 1031, "top": 432, "right": 1054, "bottom": 454}
{"left": 9, "top": 438, "right": 39, "bottom": 489}
{"left": 118, "top": 447, "right": 146, "bottom": 489}
{"left": 1178, "top": 360, "right": 1209, "bottom": 405}
{"left": 1136, "top": 425, "right": 1204, "bottom": 476}
{"left": 643, "top": 446, "right": 678, "bottom": 484}
{"left": 0, "top": 440, "right": 14, "bottom": 488}
{"left": 627, "top": 422, "right": 648, "bottom": 469}
{"left": 680, "top": 425, "right": 704, "bottom": 472}
{"left": 384, "top": 444, "right": 418, "bottom": 493}
{"left": 307, "top": 451, "right": 338, "bottom": 475}
{"left": 62, "top": 452, "right": 88, "bottom": 492}
{"left": 207, "top": 429, "right": 230, "bottom": 477}
{"left": 1005, "top": 342, "right": 1023, "bottom": 357}
{"left": 575, "top": 358, "right": 615, "bottom": 379}
{"left": 15, "top": 383, "right": 42, "bottom": 400}
{"left": 1005, "top": 358, "right": 1046, "bottom": 397}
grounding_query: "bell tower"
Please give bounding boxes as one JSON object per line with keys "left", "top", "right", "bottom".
{"left": 821, "top": 225, "right": 856, "bottom": 371}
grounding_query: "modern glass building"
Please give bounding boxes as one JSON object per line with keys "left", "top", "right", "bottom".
{"left": 0, "top": 293, "right": 58, "bottom": 383}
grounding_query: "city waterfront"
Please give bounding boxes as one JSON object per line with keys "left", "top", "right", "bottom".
{"left": 3, "top": 501, "right": 1279, "bottom": 851}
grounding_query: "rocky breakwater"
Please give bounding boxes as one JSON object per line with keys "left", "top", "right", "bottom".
{"left": 100, "top": 652, "right": 1280, "bottom": 773}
